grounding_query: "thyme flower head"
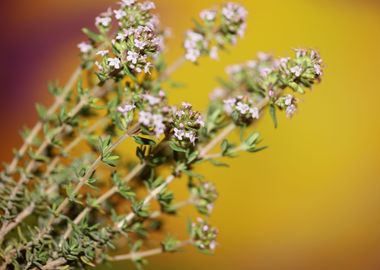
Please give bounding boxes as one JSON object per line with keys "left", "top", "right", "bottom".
{"left": 191, "top": 218, "right": 219, "bottom": 252}
{"left": 224, "top": 96, "right": 260, "bottom": 125}
{"left": 183, "top": 3, "right": 248, "bottom": 63}
{"left": 171, "top": 103, "right": 204, "bottom": 146}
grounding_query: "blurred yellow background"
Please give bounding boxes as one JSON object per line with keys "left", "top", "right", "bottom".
{"left": 1, "top": 0, "right": 380, "bottom": 269}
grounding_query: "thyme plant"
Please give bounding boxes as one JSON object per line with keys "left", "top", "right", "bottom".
{"left": 0, "top": 0, "right": 323, "bottom": 269}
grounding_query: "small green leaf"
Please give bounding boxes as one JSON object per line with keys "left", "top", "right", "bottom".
{"left": 169, "top": 141, "right": 187, "bottom": 153}
{"left": 102, "top": 154, "right": 119, "bottom": 167}
{"left": 80, "top": 256, "right": 95, "bottom": 267}
{"left": 269, "top": 104, "right": 278, "bottom": 128}
{"left": 245, "top": 132, "right": 260, "bottom": 146}
{"left": 133, "top": 136, "right": 156, "bottom": 146}
{"left": 162, "top": 235, "right": 180, "bottom": 253}
{"left": 82, "top": 27, "right": 103, "bottom": 43}
{"left": 36, "top": 103, "right": 48, "bottom": 121}
{"left": 208, "top": 159, "right": 229, "bottom": 167}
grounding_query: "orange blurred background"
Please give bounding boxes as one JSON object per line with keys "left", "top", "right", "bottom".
{"left": 1, "top": 1, "right": 380, "bottom": 269}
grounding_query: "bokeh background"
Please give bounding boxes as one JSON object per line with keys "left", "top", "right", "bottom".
{"left": 1, "top": 0, "right": 380, "bottom": 269}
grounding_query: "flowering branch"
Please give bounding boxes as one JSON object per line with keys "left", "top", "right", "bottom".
{"left": 0, "top": 0, "right": 323, "bottom": 269}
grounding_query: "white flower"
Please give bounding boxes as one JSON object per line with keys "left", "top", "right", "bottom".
{"left": 96, "top": 50, "right": 109, "bottom": 56}
{"left": 225, "top": 65, "right": 242, "bottom": 75}
{"left": 182, "top": 102, "right": 192, "bottom": 109}
{"left": 210, "top": 46, "right": 219, "bottom": 60}
{"left": 120, "top": 0, "right": 135, "bottom": 7}
{"left": 185, "top": 131, "right": 197, "bottom": 144}
{"left": 127, "top": 51, "right": 139, "bottom": 64}
{"left": 222, "top": 4, "right": 235, "bottom": 20}
{"left": 152, "top": 114, "right": 165, "bottom": 136}
{"left": 116, "top": 32, "right": 126, "bottom": 41}
{"left": 185, "top": 49, "right": 200, "bottom": 62}
{"left": 95, "top": 16, "right": 112, "bottom": 27}
{"left": 134, "top": 38, "right": 147, "bottom": 50}
{"left": 314, "top": 64, "right": 322, "bottom": 75}
{"left": 284, "top": 95, "right": 293, "bottom": 106}
{"left": 279, "top": 57, "right": 290, "bottom": 67}
{"left": 209, "top": 88, "right": 225, "bottom": 100}
{"left": 290, "top": 65, "right": 303, "bottom": 77}
{"left": 236, "top": 102, "right": 250, "bottom": 114}
{"left": 140, "top": 1, "right": 155, "bottom": 10}
{"left": 237, "top": 22, "right": 247, "bottom": 37}
{"left": 286, "top": 104, "right": 297, "bottom": 118}
{"left": 95, "top": 61, "right": 103, "bottom": 71}
{"left": 223, "top": 98, "right": 236, "bottom": 114}
{"left": 246, "top": 60, "right": 257, "bottom": 69}
{"left": 117, "top": 104, "right": 136, "bottom": 115}
{"left": 209, "top": 240, "right": 217, "bottom": 251}
{"left": 196, "top": 116, "right": 205, "bottom": 127}
{"left": 143, "top": 94, "right": 160, "bottom": 106}
{"left": 176, "top": 110, "right": 185, "bottom": 117}
{"left": 222, "top": 3, "right": 247, "bottom": 22}
{"left": 295, "top": 48, "right": 306, "bottom": 58}
{"left": 78, "top": 42, "right": 92, "bottom": 54}
{"left": 114, "top": 9, "right": 126, "bottom": 20}
{"left": 185, "top": 31, "right": 204, "bottom": 46}
{"left": 139, "top": 111, "right": 152, "bottom": 126}
{"left": 174, "top": 128, "right": 185, "bottom": 140}
{"left": 250, "top": 107, "right": 259, "bottom": 119}
{"left": 200, "top": 9, "right": 217, "bottom": 21}
{"left": 257, "top": 52, "right": 271, "bottom": 61}
{"left": 184, "top": 31, "right": 205, "bottom": 62}
{"left": 108, "top": 58, "right": 121, "bottom": 69}
{"left": 259, "top": 67, "right": 272, "bottom": 77}
{"left": 144, "top": 62, "right": 152, "bottom": 73}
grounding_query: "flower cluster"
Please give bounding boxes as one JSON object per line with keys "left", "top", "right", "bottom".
{"left": 78, "top": 42, "right": 93, "bottom": 55}
{"left": 277, "top": 48, "right": 323, "bottom": 93}
{"left": 171, "top": 103, "right": 204, "bottom": 146}
{"left": 190, "top": 218, "right": 218, "bottom": 252}
{"left": 191, "top": 181, "right": 218, "bottom": 216}
{"left": 275, "top": 94, "right": 298, "bottom": 118}
{"left": 184, "top": 3, "right": 247, "bottom": 62}
{"left": 95, "top": 25, "right": 161, "bottom": 80}
{"left": 207, "top": 49, "right": 323, "bottom": 128}
{"left": 78, "top": 0, "right": 162, "bottom": 81}
{"left": 221, "top": 2, "right": 248, "bottom": 41}
{"left": 136, "top": 91, "right": 170, "bottom": 137}
{"left": 95, "top": 8, "right": 113, "bottom": 30}
{"left": 224, "top": 96, "right": 260, "bottom": 125}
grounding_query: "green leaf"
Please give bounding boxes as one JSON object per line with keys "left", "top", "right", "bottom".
{"left": 208, "top": 159, "right": 229, "bottom": 167}
{"left": 133, "top": 136, "right": 156, "bottom": 146}
{"left": 246, "top": 145, "right": 268, "bottom": 153}
{"left": 182, "top": 170, "right": 204, "bottom": 180}
{"left": 82, "top": 27, "right": 103, "bottom": 43}
{"left": 80, "top": 256, "right": 95, "bottom": 267}
{"left": 186, "top": 151, "right": 199, "bottom": 164}
{"left": 35, "top": 103, "right": 48, "bottom": 121}
{"left": 169, "top": 141, "right": 187, "bottom": 153}
{"left": 77, "top": 79, "right": 84, "bottom": 96}
{"left": 245, "top": 132, "right": 260, "bottom": 146}
{"left": 136, "top": 146, "right": 146, "bottom": 161}
{"left": 48, "top": 81, "right": 61, "bottom": 96}
{"left": 162, "top": 235, "right": 180, "bottom": 253}
{"left": 269, "top": 104, "right": 278, "bottom": 128}
{"left": 102, "top": 154, "right": 119, "bottom": 167}
{"left": 118, "top": 185, "right": 135, "bottom": 200}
